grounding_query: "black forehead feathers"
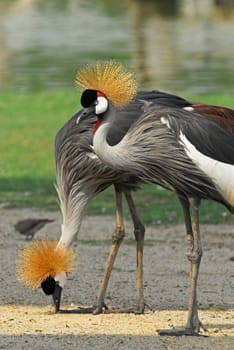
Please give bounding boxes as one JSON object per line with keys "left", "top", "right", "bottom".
{"left": 41, "top": 276, "right": 56, "bottom": 295}
{"left": 81, "top": 89, "right": 97, "bottom": 108}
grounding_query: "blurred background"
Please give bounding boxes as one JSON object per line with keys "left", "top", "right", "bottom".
{"left": 0, "top": 0, "right": 234, "bottom": 95}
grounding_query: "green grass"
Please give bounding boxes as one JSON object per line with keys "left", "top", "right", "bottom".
{"left": 0, "top": 91, "right": 79, "bottom": 210}
{"left": 0, "top": 91, "right": 234, "bottom": 225}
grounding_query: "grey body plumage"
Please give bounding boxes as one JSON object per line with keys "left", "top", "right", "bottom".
{"left": 87, "top": 89, "right": 234, "bottom": 335}
{"left": 95, "top": 105, "right": 234, "bottom": 209}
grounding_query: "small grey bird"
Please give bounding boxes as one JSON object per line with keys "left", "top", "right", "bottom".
{"left": 14, "top": 218, "right": 54, "bottom": 240}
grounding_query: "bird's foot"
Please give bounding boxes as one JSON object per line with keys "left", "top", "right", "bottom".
{"left": 134, "top": 307, "right": 144, "bottom": 315}
{"left": 157, "top": 321, "right": 208, "bottom": 337}
{"left": 92, "top": 301, "right": 108, "bottom": 315}
{"left": 134, "top": 300, "right": 148, "bottom": 315}
{"left": 157, "top": 328, "right": 201, "bottom": 336}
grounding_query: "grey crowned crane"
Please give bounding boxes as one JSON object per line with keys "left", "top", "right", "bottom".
{"left": 41, "top": 89, "right": 205, "bottom": 314}
{"left": 75, "top": 60, "right": 234, "bottom": 336}
{"left": 18, "top": 89, "right": 203, "bottom": 314}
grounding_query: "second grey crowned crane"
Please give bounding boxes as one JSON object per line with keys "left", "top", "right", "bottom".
{"left": 76, "top": 60, "right": 234, "bottom": 336}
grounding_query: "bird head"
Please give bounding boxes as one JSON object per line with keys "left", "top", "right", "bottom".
{"left": 76, "top": 60, "right": 137, "bottom": 117}
{"left": 40, "top": 272, "right": 67, "bottom": 312}
{"left": 17, "top": 240, "right": 76, "bottom": 312}
{"left": 81, "top": 89, "right": 109, "bottom": 115}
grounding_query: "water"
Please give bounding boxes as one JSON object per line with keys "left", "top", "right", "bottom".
{"left": 0, "top": 0, "right": 234, "bottom": 95}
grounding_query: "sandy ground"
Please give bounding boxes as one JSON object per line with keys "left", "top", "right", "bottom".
{"left": 0, "top": 208, "right": 233, "bottom": 349}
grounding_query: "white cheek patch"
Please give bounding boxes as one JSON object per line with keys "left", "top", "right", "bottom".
{"left": 179, "top": 132, "right": 234, "bottom": 206}
{"left": 55, "top": 272, "right": 67, "bottom": 288}
{"left": 95, "top": 96, "right": 108, "bottom": 115}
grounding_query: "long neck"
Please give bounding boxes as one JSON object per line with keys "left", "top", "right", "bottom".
{"left": 56, "top": 184, "right": 91, "bottom": 247}
{"left": 93, "top": 106, "right": 127, "bottom": 169}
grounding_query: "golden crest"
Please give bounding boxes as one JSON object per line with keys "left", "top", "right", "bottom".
{"left": 16, "top": 240, "right": 76, "bottom": 289}
{"left": 75, "top": 60, "right": 138, "bottom": 107}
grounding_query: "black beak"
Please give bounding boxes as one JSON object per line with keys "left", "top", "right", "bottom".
{"left": 76, "top": 106, "right": 95, "bottom": 124}
{"left": 53, "top": 282, "right": 63, "bottom": 313}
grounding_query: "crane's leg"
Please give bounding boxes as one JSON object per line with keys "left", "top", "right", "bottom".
{"left": 158, "top": 196, "right": 205, "bottom": 336}
{"left": 93, "top": 185, "right": 125, "bottom": 314}
{"left": 184, "top": 197, "right": 205, "bottom": 334}
{"left": 125, "top": 191, "right": 145, "bottom": 314}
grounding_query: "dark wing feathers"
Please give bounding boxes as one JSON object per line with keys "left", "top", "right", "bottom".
{"left": 192, "top": 104, "right": 234, "bottom": 134}
{"left": 137, "top": 90, "right": 191, "bottom": 108}
{"left": 165, "top": 108, "right": 234, "bottom": 165}
{"left": 107, "top": 90, "right": 192, "bottom": 146}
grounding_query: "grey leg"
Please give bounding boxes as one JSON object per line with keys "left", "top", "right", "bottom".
{"left": 185, "top": 197, "right": 205, "bottom": 334}
{"left": 158, "top": 196, "right": 205, "bottom": 336}
{"left": 93, "top": 185, "right": 125, "bottom": 314}
{"left": 125, "top": 191, "right": 145, "bottom": 313}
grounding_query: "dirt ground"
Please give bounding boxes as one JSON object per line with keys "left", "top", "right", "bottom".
{"left": 0, "top": 208, "right": 233, "bottom": 349}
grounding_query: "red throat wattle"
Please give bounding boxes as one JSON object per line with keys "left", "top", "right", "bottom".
{"left": 93, "top": 91, "right": 105, "bottom": 132}
{"left": 93, "top": 119, "right": 102, "bottom": 133}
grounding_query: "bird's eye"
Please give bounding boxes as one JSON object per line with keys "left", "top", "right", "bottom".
{"left": 94, "top": 100, "right": 98, "bottom": 106}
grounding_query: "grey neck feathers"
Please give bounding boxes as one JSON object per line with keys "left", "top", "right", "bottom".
{"left": 93, "top": 106, "right": 128, "bottom": 169}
